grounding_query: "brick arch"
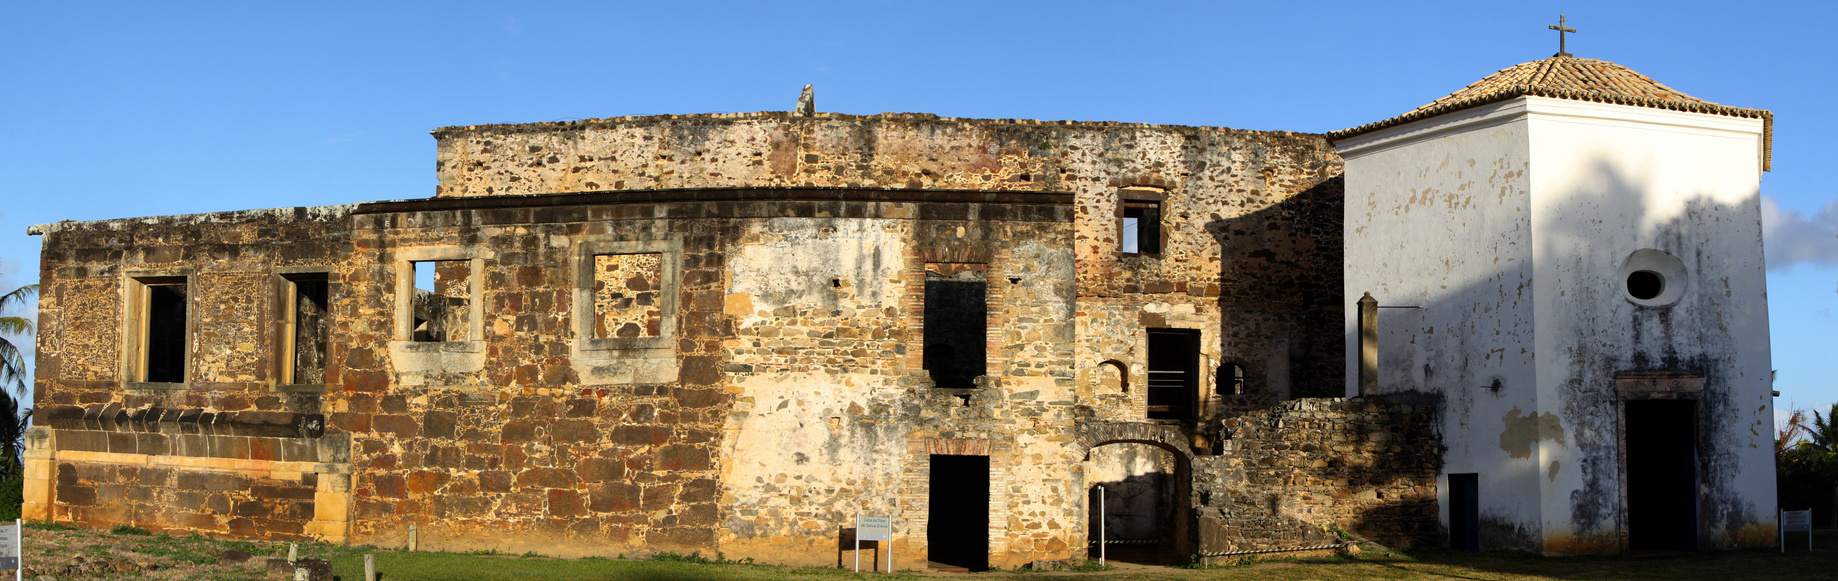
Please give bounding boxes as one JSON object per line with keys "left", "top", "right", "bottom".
{"left": 1074, "top": 421, "right": 1192, "bottom": 462}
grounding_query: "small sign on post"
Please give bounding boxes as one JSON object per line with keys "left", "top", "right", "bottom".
{"left": 1782, "top": 509, "right": 1812, "bottom": 553}
{"left": 855, "top": 515, "right": 893, "bottom": 573}
{"left": 0, "top": 519, "right": 21, "bottom": 575}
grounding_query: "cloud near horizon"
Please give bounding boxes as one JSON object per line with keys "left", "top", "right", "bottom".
{"left": 1762, "top": 195, "right": 1838, "bottom": 271}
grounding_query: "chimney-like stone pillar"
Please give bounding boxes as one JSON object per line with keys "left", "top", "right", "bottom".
{"left": 1358, "top": 292, "right": 1378, "bottom": 397}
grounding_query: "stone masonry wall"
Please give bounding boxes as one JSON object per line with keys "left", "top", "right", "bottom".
{"left": 325, "top": 191, "right": 1078, "bottom": 567}
{"left": 432, "top": 113, "right": 1345, "bottom": 401}
{"left": 25, "top": 206, "right": 356, "bottom": 541}
{"left": 1194, "top": 397, "right": 1440, "bottom": 556}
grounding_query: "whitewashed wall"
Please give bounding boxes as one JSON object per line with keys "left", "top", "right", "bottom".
{"left": 1337, "top": 95, "right": 1774, "bottom": 552}
{"left": 1524, "top": 97, "right": 1773, "bottom": 550}
{"left": 1339, "top": 100, "right": 1543, "bottom": 549}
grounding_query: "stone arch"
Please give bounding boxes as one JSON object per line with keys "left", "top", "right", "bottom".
{"left": 1077, "top": 420, "right": 1195, "bottom": 563}
{"left": 1096, "top": 359, "right": 1129, "bottom": 394}
{"left": 1075, "top": 421, "right": 1193, "bottom": 462}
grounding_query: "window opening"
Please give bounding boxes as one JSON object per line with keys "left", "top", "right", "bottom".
{"left": 1121, "top": 201, "right": 1161, "bottom": 255}
{"left": 282, "top": 274, "right": 329, "bottom": 385}
{"left": 1097, "top": 360, "right": 1128, "bottom": 394}
{"left": 411, "top": 260, "right": 471, "bottom": 342}
{"left": 924, "top": 263, "right": 986, "bottom": 390}
{"left": 141, "top": 279, "right": 188, "bottom": 383}
{"left": 1626, "top": 271, "right": 1664, "bottom": 301}
{"left": 1215, "top": 363, "right": 1245, "bottom": 396}
{"left": 592, "top": 253, "right": 663, "bottom": 339}
{"left": 1146, "top": 329, "right": 1199, "bottom": 419}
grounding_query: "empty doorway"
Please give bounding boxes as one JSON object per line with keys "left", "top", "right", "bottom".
{"left": 1087, "top": 442, "right": 1180, "bottom": 564}
{"left": 1624, "top": 399, "right": 1698, "bottom": 552}
{"left": 1448, "top": 473, "right": 1479, "bottom": 550}
{"left": 1147, "top": 329, "right": 1200, "bottom": 419}
{"left": 928, "top": 454, "right": 989, "bottom": 571}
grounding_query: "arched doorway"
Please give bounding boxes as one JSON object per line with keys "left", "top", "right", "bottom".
{"left": 1076, "top": 421, "right": 1195, "bottom": 566}
{"left": 1086, "top": 442, "right": 1183, "bottom": 564}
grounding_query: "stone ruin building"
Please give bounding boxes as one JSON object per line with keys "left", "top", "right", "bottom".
{"left": 21, "top": 53, "right": 1778, "bottom": 568}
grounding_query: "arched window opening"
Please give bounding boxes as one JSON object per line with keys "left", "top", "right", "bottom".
{"left": 1098, "top": 360, "right": 1129, "bottom": 394}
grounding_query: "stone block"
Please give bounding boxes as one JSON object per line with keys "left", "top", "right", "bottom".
{"left": 423, "top": 411, "right": 458, "bottom": 439}
{"left": 550, "top": 420, "right": 599, "bottom": 444}
{"left": 590, "top": 482, "right": 641, "bottom": 513}
{"left": 372, "top": 415, "right": 419, "bottom": 437}
{"left": 655, "top": 444, "right": 710, "bottom": 471}
{"left": 514, "top": 467, "right": 578, "bottom": 490}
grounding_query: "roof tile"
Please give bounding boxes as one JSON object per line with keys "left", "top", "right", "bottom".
{"left": 1330, "top": 55, "right": 1771, "bottom": 170}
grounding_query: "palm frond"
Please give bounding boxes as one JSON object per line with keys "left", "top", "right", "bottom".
{"left": 0, "top": 285, "right": 36, "bottom": 314}
{"left": 0, "top": 339, "right": 24, "bottom": 396}
{"left": 0, "top": 316, "right": 30, "bottom": 337}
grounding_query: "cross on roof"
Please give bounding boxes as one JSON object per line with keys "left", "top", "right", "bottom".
{"left": 1549, "top": 14, "right": 1577, "bottom": 57}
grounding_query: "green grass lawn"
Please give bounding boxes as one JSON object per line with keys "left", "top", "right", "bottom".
{"left": 24, "top": 521, "right": 1838, "bottom": 580}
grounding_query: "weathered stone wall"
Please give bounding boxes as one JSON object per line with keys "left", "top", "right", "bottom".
{"left": 1195, "top": 397, "right": 1440, "bottom": 556}
{"left": 311, "top": 190, "right": 1080, "bottom": 567}
{"left": 433, "top": 113, "right": 1346, "bottom": 402}
{"left": 24, "top": 206, "right": 356, "bottom": 541}
{"left": 28, "top": 112, "right": 1374, "bottom": 569}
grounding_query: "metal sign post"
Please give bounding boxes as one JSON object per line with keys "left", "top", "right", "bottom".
{"left": 1782, "top": 509, "right": 1813, "bottom": 553}
{"left": 1098, "top": 486, "right": 1106, "bottom": 566}
{"left": 0, "top": 518, "right": 20, "bottom": 577}
{"left": 857, "top": 514, "right": 893, "bottom": 573}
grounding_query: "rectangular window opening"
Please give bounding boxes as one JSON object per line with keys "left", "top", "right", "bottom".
{"left": 924, "top": 263, "right": 987, "bottom": 390}
{"left": 1146, "top": 329, "right": 1199, "bottom": 419}
{"left": 136, "top": 277, "right": 188, "bottom": 383}
{"left": 411, "top": 260, "right": 471, "bottom": 342}
{"left": 1121, "top": 201, "right": 1161, "bottom": 255}
{"left": 282, "top": 274, "right": 330, "bottom": 385}
{"left": 592, "top": 253, "right": 664, "bottom": 339}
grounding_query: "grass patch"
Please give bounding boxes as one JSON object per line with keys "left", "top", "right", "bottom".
{"left": 21, "top": 523, "right": 1838, "bottom": 581}
{"left": 110, "top": 524, "right": 153, "bottom": 535}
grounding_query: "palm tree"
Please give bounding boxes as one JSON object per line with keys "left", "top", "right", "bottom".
{"left": 0, "top": 284, "right": 35, "bottom": 397}
{"left": 0, "top": 389, "right": 22, "bottom": 481}
{"left": 1811, "top": 403, "right": 1838, "bottom": 452}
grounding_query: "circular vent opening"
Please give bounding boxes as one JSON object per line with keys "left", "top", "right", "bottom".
{"left": 1618, "top": 250, "right": 1687, "bottom": 306}
{"left": 1626, "top": 271, "right": 1664, "bottom": 300}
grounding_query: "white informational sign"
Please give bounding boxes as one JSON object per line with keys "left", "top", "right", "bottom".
{"left": 0, "top": 519, "right": 18, "bottom": 570}
{"left": 857, "top": 516, "right": 892, "bottom": 541}
{"left": 1782, "top": 509, "right": 1812, "bottom": 553}
{"left": 854, "top": 514, "right": 893, "bottom": 573}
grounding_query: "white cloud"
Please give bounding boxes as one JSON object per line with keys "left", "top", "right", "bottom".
{"left": 1762, "top": 194, "right": 1838, "bottom": 271}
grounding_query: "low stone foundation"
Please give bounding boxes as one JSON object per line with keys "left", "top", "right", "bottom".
{"left": 1194, "top": 397, "right": 1440, "bottom": 558}
{"left": 23, "top": 409, "right": 352, "bottom": 543}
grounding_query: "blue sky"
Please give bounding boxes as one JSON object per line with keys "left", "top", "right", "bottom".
{"left": 1, "top": 1, "right": 1833, "bottom": 419}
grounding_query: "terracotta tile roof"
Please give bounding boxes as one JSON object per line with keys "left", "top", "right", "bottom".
{"left": 1330, "top": 56, "right": 1772, "bottom": 170}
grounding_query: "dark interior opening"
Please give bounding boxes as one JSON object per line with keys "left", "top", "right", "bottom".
{"left": 144, "top": 283, "right": 187, "bottom": 383}
{"left": 1448, "top": 473, "right": 1479, "bottom": 550}
{"left": 928, "top": 454, "right": 989, "bottom": 571}
{"left": 1625, "top": 399, "right": 1698, "bottom": 552}
{"left": 1215, "top": 363, "right": 1245, "bottom": 397}
{"left": 1147, "top": 329, "right": 1200, "bottom": 419}
{"left": 924, "top": 269, "right": 986, "bottom": 390}
{"left": 291, "top": 277, "right": 329, "bottom": 384}
{"left": 1627, "top": 270, "right": 1664, "bottom": 300}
